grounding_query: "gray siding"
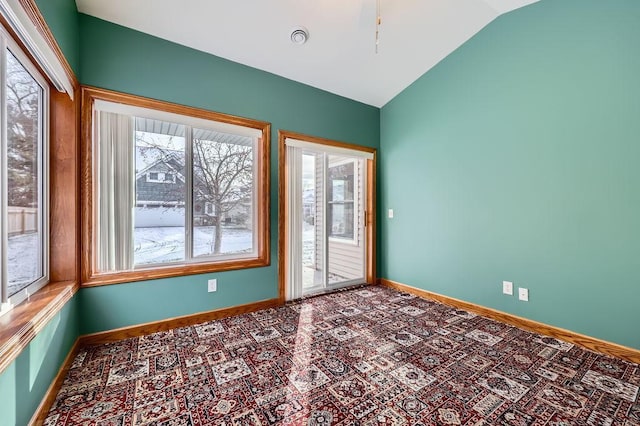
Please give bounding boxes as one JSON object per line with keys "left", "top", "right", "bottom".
{"left": 136, "top": 159, "right": 185, "bottom": 205}
{"left": 313, "top": 155, "right": 365, "bottom": 282}
{"left": 328, "top": 157, "right": 364, "bottom": 281}
{"left": 314, "top": 154, "right": 324, "bottom": 272}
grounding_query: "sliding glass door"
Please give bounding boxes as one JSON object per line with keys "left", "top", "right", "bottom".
{"left": 286, "top": 139, "right": 371, "bottom": 299}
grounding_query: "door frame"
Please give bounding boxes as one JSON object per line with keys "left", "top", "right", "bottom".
{"left": 278, "top": 130, "right": 376, "bottom": 303}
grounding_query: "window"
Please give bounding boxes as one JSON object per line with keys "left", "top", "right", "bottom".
{"left": 328, "top": 160, "right": 356, "bottom": 240}
{"left": 146, "top": 171, "right": 176, "bottom": 183}
{"left": 82, "top": 88, "right": 270, "bottom": 285}
{"left": 0, "top": 27, "right": 49, "bottom": 313}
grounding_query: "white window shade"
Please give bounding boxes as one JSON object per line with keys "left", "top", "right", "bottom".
{"left": 285, "top": 138, "right": 375, "bottom": 160}
{"left": 97, "top": 111, "right": 135, "bottom": 272}
{"left": 285, "top": 145, "right": 304, "bottom": 301}
{"left": 0, "top": 0, "right": 75, "bottom": 99}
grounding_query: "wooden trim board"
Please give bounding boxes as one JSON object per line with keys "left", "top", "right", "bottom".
{"left": 18, "top": 0, "right": 79, "bottom": 89}
{"left": 79, "top": 298, "right": 282, "bottom": 346}
{"left": 379, "top": 278, "right": 640, "bottom": 364}
{"left": 365, "top": 157, "right": 376, "bottom": 282}
{"left": 29, "top": 339, "right": 81, "bottom": 426}
{"left": 277, "top": 131, "right": 287, "bottom": 304}
{"left": 0, "top": 281, "right": 79, "bottom": 375}
{"left": 50, "top": 87, "right": 81, "bottom": 283}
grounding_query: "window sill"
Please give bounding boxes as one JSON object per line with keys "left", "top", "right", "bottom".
{"left": 0, "top": 280, "right": 79, "bottom": 375}
{"left": 82, "top": 256, "right": 270, "bottom": 287}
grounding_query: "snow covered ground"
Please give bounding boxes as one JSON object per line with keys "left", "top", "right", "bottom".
{"left": 135, "top": 223, "right": 317, "bottom": 266}
{"left": 7, "top": 233, "right": 39, "bottom": 296}
{"left": 302, "top": 222, "right": 315, "bottom": 266}
{"left": 135, "top": 226, "right": 253, "bottom": 265}
{"left": 5, "top": 223, "right": 328, "bottom": 296}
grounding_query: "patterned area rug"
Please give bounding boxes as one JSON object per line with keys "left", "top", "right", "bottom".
{"left": 45, "top": 286, "right": 640, "bottom": 425}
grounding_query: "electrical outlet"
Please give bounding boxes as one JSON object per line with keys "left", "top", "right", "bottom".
{"left": 388, "top": 209, "right": 394, "bottom": 218}
{"left": 502, "top": 281, "right": 513, "bottom": 295}
{"left": 518, "top": 287, "right": 529, "bottom": 302}
{"left": 208, "top": 279, "right": 217, "bottom": 292}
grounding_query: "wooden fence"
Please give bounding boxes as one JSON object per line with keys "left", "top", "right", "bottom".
{"left": 8, "top": 206, "right": 37, "bottom": 236}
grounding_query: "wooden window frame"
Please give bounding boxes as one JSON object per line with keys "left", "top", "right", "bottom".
{"left": 81, "top": 87, "right": 271, "bottom": 287}
{"left": 0, "top": 22, "right": 51, "bottom": 313}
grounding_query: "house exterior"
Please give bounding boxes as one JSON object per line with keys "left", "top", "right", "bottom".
{"left": 134, "top": 149, "right": 250, "bottom": 228}
{"left": 306, "top": 154, "right": 365, "bottom": 283}
{"left": 135, "top": 153, "right": 189, "bottom": 227}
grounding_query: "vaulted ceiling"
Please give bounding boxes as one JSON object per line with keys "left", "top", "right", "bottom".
{"left": 76, "top": 0, "right": 539, "bottom": 107}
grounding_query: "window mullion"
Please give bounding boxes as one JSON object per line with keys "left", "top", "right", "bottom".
{"left": 323, "top": 152, "right": 329, "bottom": 288}
{"left": 252, "top": 137, "right": 258, "bottom": 258}
{"left": 39, "top": 66, "right": 49, "bottom": 286}
{"left": 185, "top": 126, "right": 193, "bottom": 261}
{"left": 353, "top": 160, "right": 358, "bottom": 243}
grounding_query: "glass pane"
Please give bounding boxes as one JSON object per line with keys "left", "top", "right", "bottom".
{"left": 192, "top": 128, "right": 254, "bottom": 257}
{"left": 327, "top": 156, "right": 364, "bottom": 286}
{"left": 6, "top": 50, "right": 43, "bottom": 296}
{"left": 134, "top": 118, "right": 186, "bottom": 265}
{"left": 330, "top": 202, "right": 354, "bottom": 239}
{"left": 328, "top": 159, "right": 355, "bottom": 239}
{"left": 302, "top": 152, "right": 324, "bottom": 289}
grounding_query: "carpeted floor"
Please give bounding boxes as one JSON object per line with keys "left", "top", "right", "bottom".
{"left": 45, "top": 286, "right": 640, "bottom": 425}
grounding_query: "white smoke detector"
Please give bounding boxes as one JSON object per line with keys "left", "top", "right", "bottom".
{"left": 290, "top": 26, "right": 309, "bottom": 45}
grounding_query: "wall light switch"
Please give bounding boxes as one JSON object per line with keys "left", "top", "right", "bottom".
{"left": 502, "top": 281, "right": 513, "bottom": 295}
{"left": 388, "top": 209, "right": 394, "bottom": 219}
{"left": 518, "top": 287, "right": 529, "bottom": 302}
{"left": 208, "top": 279, "right": 217, "bottom": 292}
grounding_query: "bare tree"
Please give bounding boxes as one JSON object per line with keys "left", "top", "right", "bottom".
{"left": 135, "top": 129, "right": 253, "bottom": 255}
{"left": 6, "top": 52, "right": 41, "bottom": 207}
{"left": 193, "top": 139, "right": 252, "bottom": 254}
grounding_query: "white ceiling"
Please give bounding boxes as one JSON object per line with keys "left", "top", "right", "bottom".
{"left": 75, "top": 0, "right": 539, "bottom": 108}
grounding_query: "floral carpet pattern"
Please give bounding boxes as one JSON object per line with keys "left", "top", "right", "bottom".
{"left": 45, "top": 286, "right": 640, "bottom": 425}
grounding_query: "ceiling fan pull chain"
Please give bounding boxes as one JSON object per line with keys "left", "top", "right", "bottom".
{"left": 375, "top": 0, "right": 381, "bottom": 53}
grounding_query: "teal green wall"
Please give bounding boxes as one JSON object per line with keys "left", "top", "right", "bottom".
{"left": 380, "top": 0, "right": 640, "bottom": 349}
{"left": 0, "top": 297, "right": 79, "bottom": 426}
{"left": 4, "top": 2, "right": 639, "bottom": 424}
{"left": 79, "top": 267, "right": 276, "bottom": 333}
{"left": 78, "top": 14, "right": 380, "bottom": 334}
{"left": 34, "top": 0, "right": 79, "bottom": 75}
